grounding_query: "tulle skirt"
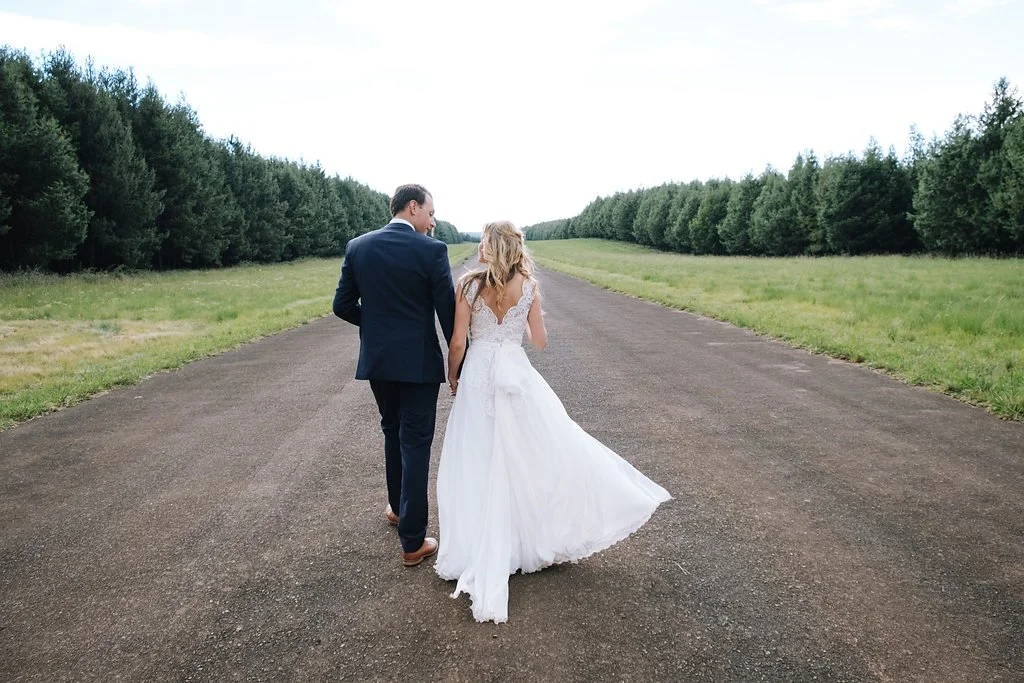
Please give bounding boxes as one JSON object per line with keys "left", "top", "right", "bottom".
{"left": 435, "top": 340, "right": 671, "bottom": 623}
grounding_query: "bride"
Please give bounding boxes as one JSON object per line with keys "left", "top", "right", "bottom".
{"left": 434, "top": 220, "right": 671, "bottom": 623}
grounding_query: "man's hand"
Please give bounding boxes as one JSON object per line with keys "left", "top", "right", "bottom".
{"left": 448, "top": 376, "right": 459, "bottom": 396}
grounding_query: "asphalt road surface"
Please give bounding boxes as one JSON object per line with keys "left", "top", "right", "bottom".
{"left": 2, "top": 264, "right": 1022, "bottom": 682}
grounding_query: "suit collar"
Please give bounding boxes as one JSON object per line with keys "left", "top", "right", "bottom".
{"left": 387, "top": 218, "right": 415, "bottom": 231}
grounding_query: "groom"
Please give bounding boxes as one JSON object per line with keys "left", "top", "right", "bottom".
{"left": 333, "top": 184, "right": 456, "bottom": 566}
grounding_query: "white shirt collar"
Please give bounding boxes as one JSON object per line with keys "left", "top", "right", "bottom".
{"left": 391, "top": 217, "right": 415, "bottom": 230}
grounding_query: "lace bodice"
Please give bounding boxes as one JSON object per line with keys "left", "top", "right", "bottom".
{"left": 466, "top": 278, "right": 536, "bottom": 345}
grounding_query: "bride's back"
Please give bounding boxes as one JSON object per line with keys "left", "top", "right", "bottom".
{"left": 464, "top": 271, "right": 536, "bottom": 346}
{"left": 455, "top": 221, "right": 546, "bottom": 350}
{"left": 477, "top": 272, "right": 527, "bottom": 323}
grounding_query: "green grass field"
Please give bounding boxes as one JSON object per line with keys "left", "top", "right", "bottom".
{"left": 0, "top": 243, "right": 478, "bottom": 431}
{"left": 528, "top": 239, "right": 1024, "bottom": 420}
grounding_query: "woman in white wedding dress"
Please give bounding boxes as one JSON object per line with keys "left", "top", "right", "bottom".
{"left": 434, "top": 220, "right": 671, "bottom": 624}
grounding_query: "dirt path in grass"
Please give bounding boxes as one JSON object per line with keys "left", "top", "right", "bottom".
{"left": 2, "top": 264, "right": 1022, "bottom": 682}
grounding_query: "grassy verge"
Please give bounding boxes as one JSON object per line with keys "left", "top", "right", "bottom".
{"left": 528, "top": 239, "right": 1024, "bottom": 420}
{"left": 0, "top": 244, "right": 476, "bottom": 431}
{"left": 446, "top": 243, "right": 478, "bottom": 264}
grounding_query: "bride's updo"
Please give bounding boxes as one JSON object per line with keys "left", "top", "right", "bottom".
{"left": 463, "top": 220, "right": 537, "bottom": 305}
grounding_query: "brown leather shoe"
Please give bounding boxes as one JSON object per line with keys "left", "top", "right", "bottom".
{"left": 384, "top": 504, "right": 399, "bottom": 526}
{"left": 402, "top": 537, "right": 438, "bottom": 567}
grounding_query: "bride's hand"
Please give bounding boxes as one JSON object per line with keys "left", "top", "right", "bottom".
{"left": 448, "top": 376, "right": 458, "bottom": 396}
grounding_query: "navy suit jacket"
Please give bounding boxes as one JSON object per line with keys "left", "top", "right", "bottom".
{"left": 333, "top": 222, "right": 456, "bottom": 384}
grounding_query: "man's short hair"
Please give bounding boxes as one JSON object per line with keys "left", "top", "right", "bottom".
{"left": 390, "top": 184, "right": 430, "bottom": 216}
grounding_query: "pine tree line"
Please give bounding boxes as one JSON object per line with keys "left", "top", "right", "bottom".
{"left": 432, "top": 220, "right": 462, "bottom": 245}
{"left": 0, "top": 47, "right": 466, "bottom": 272}
{"left": 525, "top": 79, "right": 1024, "bottom": 257}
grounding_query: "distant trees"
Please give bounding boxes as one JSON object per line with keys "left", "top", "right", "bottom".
{"left": 720, "top": 173, "right": 762, "bottom": 255}
{"left": 0, "top": 46, "right": 459, "bottom": 272}
{"left": 0, "top": 50, "right": 91, "bottom": 268}
{"left": 750, "top": 170, "right": 799, "bottom": 255}
{"left": 525, "top": 78, "right": 1024, "bottom": 257}
{"left": 432, "top": 220, "right": 462, "bottom": 244}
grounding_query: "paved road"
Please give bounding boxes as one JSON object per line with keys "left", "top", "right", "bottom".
{"left": 2, "top": 265, "right": 1022, "bottom": 682}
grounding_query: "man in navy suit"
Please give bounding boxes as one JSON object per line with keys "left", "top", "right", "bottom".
{"left": 333, "top": 184, "right": 456, "bottom": 567}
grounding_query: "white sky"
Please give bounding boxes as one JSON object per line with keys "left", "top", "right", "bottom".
{"left": 1, "top": 0, "right": 1022, "bottom": 231}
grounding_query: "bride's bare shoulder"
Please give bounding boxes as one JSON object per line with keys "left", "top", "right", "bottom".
{"left": 458, "top": 270, "right": 483, "bottom": 288}
{"left": 456, "top": 272, "right": 478, "bottom": 301}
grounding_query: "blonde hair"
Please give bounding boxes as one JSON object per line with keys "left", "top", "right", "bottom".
{"left": 463, "top": 220, "right": 537, "bottom": 307}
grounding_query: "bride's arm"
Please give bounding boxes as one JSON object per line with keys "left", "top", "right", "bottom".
{"left": 447, "top": 280, "right": 472, "bottom": 394}
{"left": 526, "top": 290, "right": 547, "bottom": 350}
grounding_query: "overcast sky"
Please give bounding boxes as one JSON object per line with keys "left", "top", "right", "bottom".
{"left": 2, "top": 0, "right": 1022, "bottom": 231}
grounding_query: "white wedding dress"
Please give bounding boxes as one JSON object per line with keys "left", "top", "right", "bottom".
{"left": 434, "top": 278, "right": 671, "bottom": 623}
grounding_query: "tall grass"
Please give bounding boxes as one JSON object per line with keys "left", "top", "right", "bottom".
{"left": 0, "top": 244, "right": 477, "bottom": 430}
{"left": 529, "top": 239, "right": 1024, "bottom": 420}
